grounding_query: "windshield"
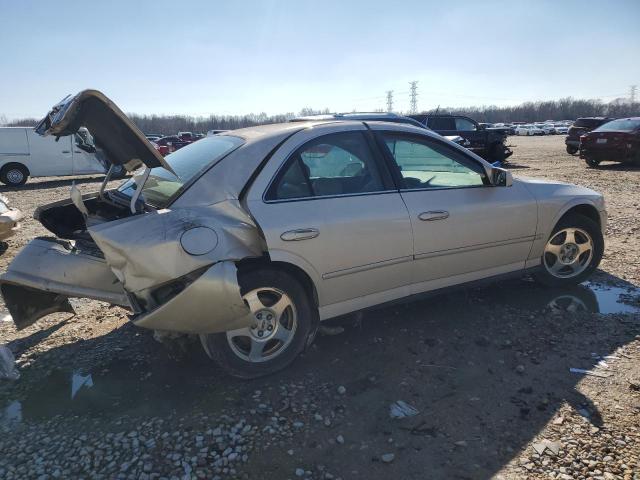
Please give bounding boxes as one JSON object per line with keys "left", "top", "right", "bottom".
{"left": 594, "top": 118, "right": 640, "bottom": 132}
{"left": 116, "top": 135, "right": 244, "bottom": 207}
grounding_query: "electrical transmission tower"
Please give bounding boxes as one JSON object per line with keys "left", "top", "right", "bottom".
{"left": 409, "top": 81, "right": 418, "bottom": 114}
{"left": 386, "top": 90, "right": 394, "bottom": 112}
{"left": 630, "top": 85, "right": 637, "bottom": 103}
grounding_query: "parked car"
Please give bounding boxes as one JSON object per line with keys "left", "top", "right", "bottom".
{"left": 145, "top": 134, "right": 163, "bottom": 142}
{"left": 155, "top": 135, "right": 190, "bottom": 152}
{"left": 292, "top": 113, "right": 472, "bottom": 149}
{"left": 0, "top": 126, "right": 124, "bottom": 186}
{"left": 566, "top": 117, "right": 614, "bottom": 155}
{"left": 554, "top": 124, "right": 569, "bottom": 135}
{"left": 579, "top": 117, "right": 640, "bottom": 168}
{"left": 0, "top": 195, "right": 22, "bottom": 241}
{"left": 151, "top": 141, "right": 171, "bottom": 157}
{"left": 539, "top": 124, "right": 556, "bottom": 135}
{"left": 408, "top": 114, "right": 513, "bottom": 162}
{"left": 515, "top": 125, "right": 543, "bottom": 136}
{"left": 0, "top": 90, "right": 606, "bottom": 378}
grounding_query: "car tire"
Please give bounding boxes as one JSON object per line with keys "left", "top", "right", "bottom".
{"left": 566, "top": 145, "right": 578, "bottom": 155}
{"left": 202, "top": 268, "right": 316, "bottom": 379}
{"left": 489, "top": 143, "right": 507, "bottom": 163}
{"left": 0, "top": 163, "right": 29, "bottom": 186}
{"left": 533, "top": 213, "right": 603, "bottom": 288}
{"left": 584, "top": 157, "right": 601, "bottom": 168}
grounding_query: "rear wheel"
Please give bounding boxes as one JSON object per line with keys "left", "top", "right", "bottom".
{"left": 584, "top": 157, "right": 601, "bottom": 168}
{"left": 202, "top": 269, "right": 315, "bottom": 379}
{"left": 566, "top": 145, "right": 578, "bottom": 155}
{"left": 533, "top": 213, "right": 603, "bottom": 287}
{"left": 0, "top": 164, "right": 29, "bottom": 186}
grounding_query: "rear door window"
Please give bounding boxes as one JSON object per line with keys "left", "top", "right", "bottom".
{"left": 427, "top": 117, "right": 456, "bottom": 130}
{"left": 454, "top": 118, "right": 477, "bottom": 131}
{"left": 267, "top": 131, "right": 388, "bottom": 200}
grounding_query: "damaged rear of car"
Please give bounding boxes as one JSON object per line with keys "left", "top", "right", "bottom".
{"left": 1, "top": 91, "right": 313, "bottom": 378}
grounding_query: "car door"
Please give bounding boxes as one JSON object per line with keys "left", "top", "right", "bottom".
{"left": 246, "top": 124, "right": 414, "bottom": 319}
{"left": 374, "top": 127, "right": 538, "bottom": 293}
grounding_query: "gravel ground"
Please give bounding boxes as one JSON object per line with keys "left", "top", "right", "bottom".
{"left": 0, "top": 135, "right": 638, "bottom": 480}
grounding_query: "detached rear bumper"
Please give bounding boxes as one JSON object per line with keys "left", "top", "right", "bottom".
{"left": 0, "top": 238, "right": 129, "bottom": 330}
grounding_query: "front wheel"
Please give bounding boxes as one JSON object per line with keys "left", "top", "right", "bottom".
{"left": 533, "top": 213, "right": 603, "bottom": 287}
{"left": 202, "top": 269, "right": 316, "bottom": 379}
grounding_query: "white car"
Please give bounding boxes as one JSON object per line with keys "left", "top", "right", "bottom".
{"left": 515, "top": 125, "right": 542, "bottom": 136}
{"left": 538, "top": 124, "right": 556, "bottom": 135}
{"left": 554, "top": 124, "right": 569, "bottom": 134}
{"left": 0, "top": 127, "right": 118, "bottom": 186}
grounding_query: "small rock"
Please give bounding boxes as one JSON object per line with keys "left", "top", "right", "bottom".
{"left": 295, "top": 468, "right": 305, "bottom": 477}
{"left": 515, "top": 365, "right": 525, "bottom": 374}
{"left": 380, "top": 453, "right": 395, "bottom": 463}
{"left": 336, "top": 435, "right": 344, "bottom": 445}
{"left": 337, "top": 386, "right": 346, "bottom": 395}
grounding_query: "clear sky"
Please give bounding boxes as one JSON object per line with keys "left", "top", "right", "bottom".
{"left": 1, "top": 0, "right": 639, "bottom": 119}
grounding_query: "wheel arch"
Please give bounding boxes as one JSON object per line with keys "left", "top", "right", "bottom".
{"left": 556, "top": 203, "right": 602, "bottom": 229}
{"left": 236, "top": 255, "right": 320, "bottom": 309}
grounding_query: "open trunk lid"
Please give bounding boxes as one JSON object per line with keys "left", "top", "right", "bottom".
{"left": 35, "top": 89, "right": 174, "bottom": 173}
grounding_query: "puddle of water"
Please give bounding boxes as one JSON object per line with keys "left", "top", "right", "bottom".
{"left": 465, "top": 280, "right": 640, "bottom": 316}
{"left": 0, "top": 359, "right": 234, "bottom": 429}
{"left": 582, "top": 282, "right": 640, "bottom": 314}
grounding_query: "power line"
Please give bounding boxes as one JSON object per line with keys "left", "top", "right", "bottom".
{"left": 386, "top": 90, "right": 394, "bottom": 112}
{"left": 409, "top": 81, "right": 418, "bottom": 114}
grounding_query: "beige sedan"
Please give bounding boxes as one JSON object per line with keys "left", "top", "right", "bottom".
{"left": 0, "top": 90, "right": 606, "bottom": 378}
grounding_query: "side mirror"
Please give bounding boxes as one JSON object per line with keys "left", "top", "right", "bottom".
{"left": 491, "top": 167, "right": 513, "bottom": 187}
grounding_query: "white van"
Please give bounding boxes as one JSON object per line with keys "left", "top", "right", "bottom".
{"left": 0, "top": 127, "right": 116, "bottom": 186}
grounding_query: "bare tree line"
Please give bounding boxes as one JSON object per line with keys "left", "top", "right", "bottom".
{"left": 2, "top": 98, "right": 638, "bottom": 132}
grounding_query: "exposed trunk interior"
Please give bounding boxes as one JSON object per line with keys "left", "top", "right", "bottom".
{"left": 35, "top": 195, "right": 133, "bottom": 240}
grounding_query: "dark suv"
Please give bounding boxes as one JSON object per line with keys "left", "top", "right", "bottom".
{"left": 408, "top": 114, "right": 512, "bottom": 162}
{"left": 565, "top": 117, "right": 613, "bottom": 155}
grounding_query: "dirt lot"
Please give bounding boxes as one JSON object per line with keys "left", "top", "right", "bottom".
{"left": 0, "top": 135, "right": 638, "bottom": 480}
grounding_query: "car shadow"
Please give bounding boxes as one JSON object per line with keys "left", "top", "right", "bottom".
{"left": 592, "top": 162, "right": 640, "bottom": 172}
{"left": 0, "top": 273, "right": 638, "bottom": 479}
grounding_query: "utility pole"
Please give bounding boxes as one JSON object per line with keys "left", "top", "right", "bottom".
{"left": 386, "top": 90, "right": 394, "bottom": 112}
{"left": 409, "top": 81, "right": 418, "bottom": 114}
{"left": 630, "top": 85, "right": 637, "bottom": 103}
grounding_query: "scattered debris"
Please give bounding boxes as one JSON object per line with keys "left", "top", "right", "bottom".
{"left": 319, "top": 325, "right": 345, "bottom": 336}
{"left": 380, "top": 453, "right": 395, "bottom": 463}
{"left": 454, "top": 440, "right": 468, "bottom": 447}
{"left": 337, "top": 385, "right": 346, "bottom": 395}
{"left": 0, "top": 344, "right": 20, "bottom": 380}
{"left": 532, "top": 439, "right": 562, "bottom": 456}
{"left": 70, "top": 372, "right": 94, "bottom": 399}
{"left": 389, "top": 400, "right": 419, "bottom": 419}
{"left": 569, "top": 368, "right": 611, "bottom": 378}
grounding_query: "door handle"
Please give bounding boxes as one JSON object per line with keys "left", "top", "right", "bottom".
{"left": 280, "top": 228, "right": 319, "bottom": 241}
{"left": 418, "top": 210, "right": 449, "bottom": 221}
{"left": 62, "top": 150, "right": 71, "bottom": 153}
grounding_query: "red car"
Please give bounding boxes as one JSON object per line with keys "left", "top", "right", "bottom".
{"left": 579, "top": 117, "right": 640, "bottom": 168}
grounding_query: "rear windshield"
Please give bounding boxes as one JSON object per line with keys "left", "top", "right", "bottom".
{"left": 117, "top": 135, "right": 244, "bottom": 207}
{"left": 574, "top": 118, "right": 608, "bottom": 128}
{"left": 594, "top": 118, "right": 640, "bottom": 132}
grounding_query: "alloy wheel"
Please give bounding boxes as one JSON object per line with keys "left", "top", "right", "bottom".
{"left": 226, "top": 287, "right": 298, "bottom": 363}
{"left": 543, "top": 228, "right": 594, "bottom": 279}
